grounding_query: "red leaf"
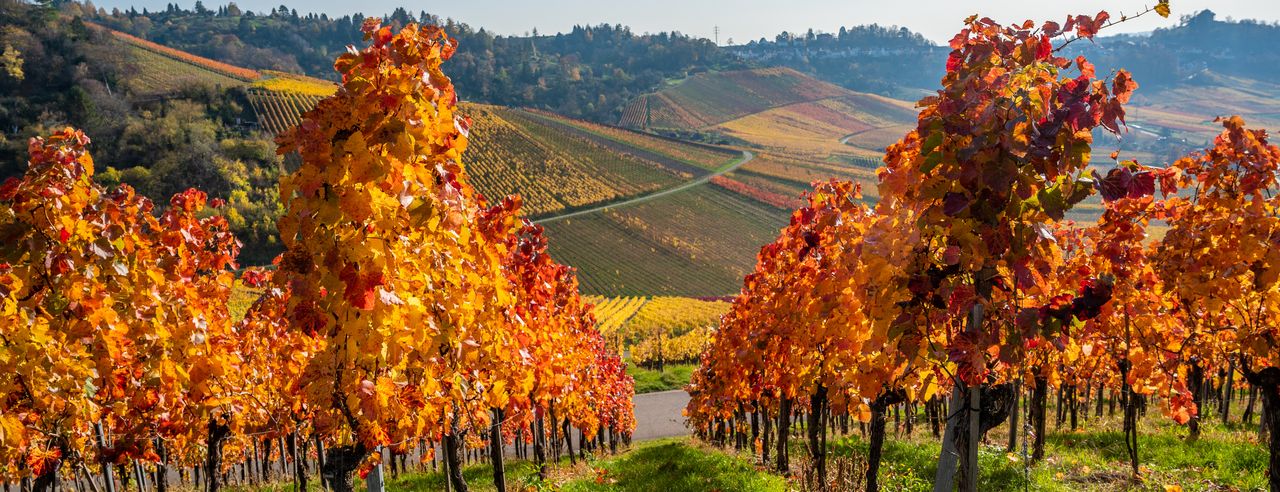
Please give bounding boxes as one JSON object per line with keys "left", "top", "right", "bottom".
{"left": 1042, "top": 21, "right": 1062, "bottom": 38}
{"left": 946, "top": 51, "right": 964, "bottom": 72}
{"left": 1111, "top": 70, "right": 1138, "bottom": 104}
{"left": 340, "top": 264, "right": 385, "bottom": 310}
{"left": 1062, "top": 16, "right": 1077, "bottom": 35}
{"left": 375, "top": 26, "right": 393, "bottom": 47}
{"left": 1076, "top": 56, "right": 1095, "bottom": 79}
{"left": 0, "top": 178, "right": 19, "bottom": 202}
{"left": 1128, "top": 171, "right": 1156, "bottom": 199}
{"left": 1074, "top": 14, "right": 1096, "bottom": 38}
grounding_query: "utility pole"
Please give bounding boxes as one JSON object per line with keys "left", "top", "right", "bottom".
{"left": 714, "top": 26, "right": 720, "bottom": 45}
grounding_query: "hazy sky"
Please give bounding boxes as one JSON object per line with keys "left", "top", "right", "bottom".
{"left": 89, "top": 0, "right": 1279, "bottom": 44}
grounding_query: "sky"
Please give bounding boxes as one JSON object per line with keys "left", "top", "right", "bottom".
{"left": 88, "top": 0, "right": 1280, "bottom": 44}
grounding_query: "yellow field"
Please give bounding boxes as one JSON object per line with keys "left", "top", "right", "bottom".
{"left": 251, "top": 71, "right": 338, "bottom": 97}
{"left": 585, "top": 296, "right": 730, "bottom": 365}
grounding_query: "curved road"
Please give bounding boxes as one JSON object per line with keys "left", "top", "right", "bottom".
{"left": 533, "top": 150, "right": 754, "bottom": 225}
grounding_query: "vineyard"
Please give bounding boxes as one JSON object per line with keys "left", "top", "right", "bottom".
{"left": 1126, "top": 72, "right": 1280, "bottom": 143}
{"left": 523, "top": 109, "right": 739, "bottom": 172}
{"left": 97, "top": 24, "right": 261, "bottom": 82}
{"left": 715, "top": 95, "right": 917, "bottom": 160}
{"left": 102, "top": 27, "right": 259, "bottom": 96}
{"left": 244, "top": 89, "right": 328, "bottom": 135}
{"left": 15, "top": 2, "right": 1280, "bottom": 491}
{"left": 0, "top": 23, "right": 636, "bottom": 492}
{"left": 239, "top": 87, "right": 732, "bottom": 217}
{"left": 544, "top": 184, "right": 789, "bottom": 296}
{"left": 679, "top": 5, "right": 1280, "bottom": 492}
{"left": 618, "top": 68, "right": 852, "bottom": 130}
{"left": 588, "top": 296, "right": 730, "bottom": 369}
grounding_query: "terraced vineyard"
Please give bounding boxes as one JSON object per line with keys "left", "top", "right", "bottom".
{"left": 586, "top": 296, "right": 730, "bottom": 366}
{"left": 543, "top": 185, "right": 789, "bottom": 296}
{"left": 618, "top": 68, "right": 850, "bottom": 130}
{"left": 244, "top": 72, "right": 339, "bottom": 134}
{"left": 525, "top": 109, "right": 738, "bottom": 172}
{"left": 97, "top": 24, "right": 261, "bottom": 96}
{"left": 245, "top": 89, "right": 328, "bottom": 135}
{"left": 716, "top": 94, "right": 917, "bottom": 159}
{"left": 464, "top": 104, "right": 706, "bottom": 216}
{"left": 731, "top": 152, "right": 881, "bottom": 200}
{"left": 97, "top": 25, "right": 261, "bottom": 84}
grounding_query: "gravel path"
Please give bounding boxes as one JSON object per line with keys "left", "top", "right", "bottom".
{"left": 631, "top": 390, "right": 692, "bottom": 441}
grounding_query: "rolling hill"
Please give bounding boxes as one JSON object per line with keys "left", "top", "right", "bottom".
{"left": 80, "top": 23, "right": 1113, "bottom": 298}
{"left": 101, "top": 28, "right": 744, "bottom": 222}
{"left": 619, "top": 67, "right": 852, "bottom": 131}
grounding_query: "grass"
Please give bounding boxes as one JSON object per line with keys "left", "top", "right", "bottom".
{"left": 373, "top": 460, "right": 546, "bottom": 491}
{"left": 560, "top": 438, "right": 787, "bottom": 491}
{"left": 232, "top": 438, "right": 783, "bottom": 491}
{"left": 627, "top": 363, "right": 695, "bottom": 394}
{"left": 813, "top": 402, "right": 1268, "bottom": 491}
{"left": 191, "top": 402, "right": 1272, "bottom": 492}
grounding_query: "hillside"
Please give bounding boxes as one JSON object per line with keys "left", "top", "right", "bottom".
{"left": 542, "top": 184, "right": 789, "bottom": 296}
{"left": 618, "top": 68, "right": 851, "bottom": 130}
{"left": 81, "top": 3, "right": 746, "bottom": 123}
{"left": 87, "top": 27, "right": 750, "bottom": 222}
{"left": 543, "top": 68, "right": 921, "bottom": 296}
{"left": 89, "top": 30, "right": 891, "bottom": 297}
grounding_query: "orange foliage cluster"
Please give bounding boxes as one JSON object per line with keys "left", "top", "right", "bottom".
{"left": 683, "top": 5, "right": 1280, "bottom": 488}
{"left": 0, "top": 21, "right": 636, "bottom": 491}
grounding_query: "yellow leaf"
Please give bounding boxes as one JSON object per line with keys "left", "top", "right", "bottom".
{"left": 1155, "top": 1, "right": 1171, "bottom": 18}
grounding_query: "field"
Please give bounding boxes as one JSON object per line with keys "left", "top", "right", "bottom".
{"left": 463, "top": 105, "right": 717, "bottom": 217}
{"left": 716, "top": 95, "right": 917, "bottom": 159}
{"left": 523, "top": 109, "right": 739, "bottom": 172}
{"left": 619, "top": 68, "right": 851, "bottom": 130}
{"left": 244, "top": 88, "right": 327, "bottom": 135}
{"left": 1126, "top": 72, "right": 1280, "bottom": 145}
{"left": 93, "top": 32, "right": 905, "bottom": 300}
{"left": 116, "top": 38, "right": 256, "bottom": 96}
{"left": 733, "top": 152, "right": 882, "bottom": 201}
{"left": 543, "top": 185, "right": 789, "bottom": 296}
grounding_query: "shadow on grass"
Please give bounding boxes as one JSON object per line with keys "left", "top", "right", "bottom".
{"left": 829, "top": 434, "right": 1027, "bottom": 491}
{"left": 368, "top": 460, "right": 542, "bottom": 491}
{"left": 562, "top": 438, "right": 786, "bottom": 492}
